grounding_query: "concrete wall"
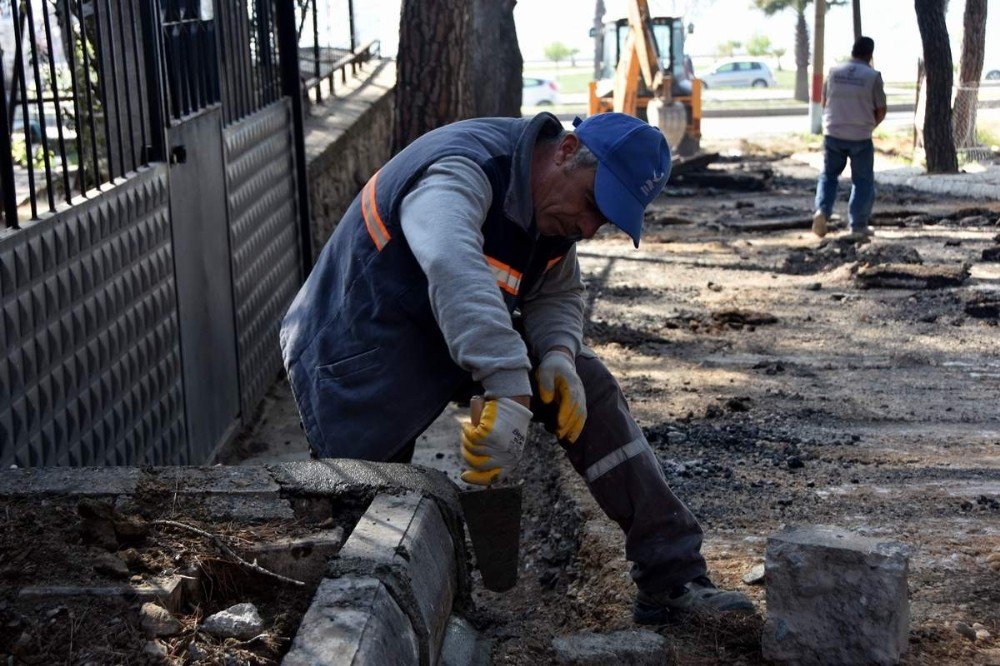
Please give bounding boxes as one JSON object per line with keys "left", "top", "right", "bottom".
{"left": 304, "top": 60, "right": 396, "bottom": 255}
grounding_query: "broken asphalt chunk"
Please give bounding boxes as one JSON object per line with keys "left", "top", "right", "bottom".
{"left": 855, "top": 263, "right": 970, "bottom": 290}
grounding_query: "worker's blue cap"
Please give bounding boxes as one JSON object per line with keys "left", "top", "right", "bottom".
{"left": 573, "top": 114, "right": 671, "bottom": 248}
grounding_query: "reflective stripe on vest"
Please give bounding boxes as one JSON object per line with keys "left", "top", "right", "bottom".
{"left": 486, "top": 256, "right": 523, "bottom": 295}
{"left": 362, "top": 170, "right": 391, "bottom": 251}
{"left": 545, "top": 255, "right": 565, "bottom": 272}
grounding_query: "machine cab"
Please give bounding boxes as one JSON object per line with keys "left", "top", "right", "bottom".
{"left": 595, "top": 16, "right": 693, "bottom": 98}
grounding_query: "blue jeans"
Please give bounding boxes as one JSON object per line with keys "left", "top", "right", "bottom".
{"left": 815, "top": 136, "right": 875, "bottom": 232}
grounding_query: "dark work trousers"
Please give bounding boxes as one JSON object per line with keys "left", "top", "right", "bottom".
{"left": 530, "top": 348, "right": 707, "bottom": 594}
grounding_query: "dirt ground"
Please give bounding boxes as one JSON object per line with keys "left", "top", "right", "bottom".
{"left": 0, "top": 474, "right": 359, "bottom": 664}
{"left": 228, "top": 138, "right": 1000, "bottom": 665}
{"left": 473, "top": 140, "right": 1000, "bottom": 665}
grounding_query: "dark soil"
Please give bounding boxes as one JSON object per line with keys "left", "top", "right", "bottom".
{"left": 0, "top": 489, "right": 361, "bottom": 664}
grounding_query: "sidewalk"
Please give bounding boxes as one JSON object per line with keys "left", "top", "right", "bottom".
{"left": 792, "top": 151, "right": 1000, "bottom": 201}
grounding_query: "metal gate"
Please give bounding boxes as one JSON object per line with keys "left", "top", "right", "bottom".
{"left": 0, "top": 0, "right": 310, "bottom": 466}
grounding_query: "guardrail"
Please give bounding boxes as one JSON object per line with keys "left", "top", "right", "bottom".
{"left": 302, "top": 39, "right": 381, "bottom": 103}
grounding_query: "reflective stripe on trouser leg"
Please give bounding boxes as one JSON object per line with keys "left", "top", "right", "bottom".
{"left": 537, "top": 349, "right": 708, "bottom": 594}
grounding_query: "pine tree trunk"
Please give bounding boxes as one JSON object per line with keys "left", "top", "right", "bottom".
{"left": 915, "top": 0, "right": 958, "bottom": 173}
{"left": 794, "top": 10, "right": 810, "bottom": 103}
{"left": 393, "top": 0, "right": 475, "bottom": 153}
{"left": 952, "top": 0, "right": 986, "bottom": 148}
{"left": 471, "top": 0, "right": 522, "bottom": 118}
{"left": 593, "top": 0, "right": 606, "bottom": 80}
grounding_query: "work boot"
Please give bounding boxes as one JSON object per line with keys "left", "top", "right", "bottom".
{"left": 812, "top": 210, "right": 828, "bottom": 237}
{"left": 633, "top": 575, "right": 755, "bottom": 624}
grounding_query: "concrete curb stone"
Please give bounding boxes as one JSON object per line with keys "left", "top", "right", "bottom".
{"left": 268, "top": 459, "right": 472, "bottom": 608}
{"left": 329, "top": 491, "right": 457, "bottom": 666}
{"left": 283, "top": 576, "right": 420, "bottom": 666}
{"left": 0, "top": 467, "right": 142, "bottom": 497}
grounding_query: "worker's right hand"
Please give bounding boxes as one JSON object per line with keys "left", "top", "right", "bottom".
{"left": 460, "top": 397, "right": 532, "bottom": 486}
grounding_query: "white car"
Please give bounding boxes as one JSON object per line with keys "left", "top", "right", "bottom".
{"left": 986, "top": 68, "right": 1000, "bottom": 81}
{"left": 700, "top": 60, "right": 777, "bottom": 89}
{"left": 523, "top": 77, "right": 560, "bottom": 106}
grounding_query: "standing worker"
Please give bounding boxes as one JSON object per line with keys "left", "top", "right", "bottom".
{"left": 280, "top": 111, "right": 753, "bottom": 623}
{"left": 812, "top": 36, "right": 887, "bottom": 241}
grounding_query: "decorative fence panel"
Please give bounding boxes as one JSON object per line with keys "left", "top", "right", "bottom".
{"left": 0, "top": 0, "right": 354, "bottom": 466}
{"left": 224, "top": 98, "right": 300, "bottom": 422}
{"left": 0, "top": 165, "right": 186, "bottom": 467}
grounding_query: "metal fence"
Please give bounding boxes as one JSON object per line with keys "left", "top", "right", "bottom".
{"left": 0, "top": 0, "right": 363, "bottom": 230}
{"left": 0, "top": 0, "right": 158, "bottom": 228}
{"left": 294, "top": 0, "right": 380, "bottom": 103}
{"left": 0, "top": 0, "right": 367, "bottom": 467}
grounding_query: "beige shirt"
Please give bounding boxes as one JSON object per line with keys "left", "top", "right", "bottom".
{"left": 823, "top": 59, "right": 887, "bottom": 141}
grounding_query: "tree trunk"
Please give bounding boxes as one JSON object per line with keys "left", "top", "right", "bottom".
{"left": 952, "top": 0, "right": 986, "bottom": 149}
{"left": 393, "top": 0, "right": 475, "bottom": 153}
{"left": 593, "top": 0, "right": 606, "bottom": 80}
{"left": 471, "top": 0, "right": 522, "bottom": 118}
{"left": 915, "top": 0, "right": 958, "bottom": 173}
{"left": 794, "top": 10, "right": 810, "bottom": 102}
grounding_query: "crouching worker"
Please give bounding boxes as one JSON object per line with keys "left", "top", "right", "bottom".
{"left": 280, "top": 112, "right": 753, "bottom": 622}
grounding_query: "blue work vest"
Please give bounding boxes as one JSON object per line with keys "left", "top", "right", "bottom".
{"left": 280, "top": 113, "right": 574, "bottom": 460}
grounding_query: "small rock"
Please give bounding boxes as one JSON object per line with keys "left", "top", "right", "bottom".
{"left": 142, "top": 640, "right": 168, "bottom": 657}
{"left": 955, "top": 621, "right": 977, "bottom": 641}
{"left": 743, "top": 563, "right": 766, "bottom": 585}
{"left": 120, "top": 548, "right": 144, "bottom": 569}
{"left": 666, "top": 431, "right": 688, "bottom": 445}
{"left": 188, "top": 643, "right": 208, "bottom": 661}
{"left": 983, "top": 246, "right": 1000, "bottom": 262}
{"left": 45, "top": 606, "right": 67, "bottom": 619}
{"left": 806, "top": 282, "right": 822, "bottom": 291}
{"left": 12, "top": 631, "right": 34, "bottom": 657}
{"left": 113, "top": 514, "right": 150, "bottom": 540}
{"left": 92, "top": 551, "right": 130, "bottom": 579}
{"left": 140, "top": 602, "right": 181, "bottom": 637}
{"left": 786, "top": 456, "right": 804, "bottom": 470}
{"left": 201, "top": 603, "right": 264, "bottom": 640}
{"left": 552, "top": 629, "right": 669, "bottom": 665}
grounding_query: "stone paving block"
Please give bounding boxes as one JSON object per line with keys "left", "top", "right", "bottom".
{"left": 246, "top": 528, "right": 344, "bottom": 587}
{"left": 147, "top": 466, "right": 281, "bottom": 496}
{"left": 283, "top": 576, "right": 419, "bottom": 666}
{"left": 762, "top": 525, "right": 910, "bottom": 665}
{"left": 268, "top": 460, "right": 460, "bottom": 514}
{"left": 0, "top": 467, "right": 142, "bottom": 497}
{"left": 337, "top": 491, "right": 456, "bottom": 666}
{"left": 17, "top": 574, "right": 188, "bottom": 612}
{"left": 439, "top": 615, "right": 491, "bottom": 666}
{"left": 270, "top": 461, "right": 472, "bottom": 610}
{"left": 552, "top": 629, "right": 670, "bottom": 665}
{"left": 201, "top": 494, "right": 295, "bottom": 522}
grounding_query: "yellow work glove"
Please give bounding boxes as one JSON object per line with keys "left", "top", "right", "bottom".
{"left": 460, "top": 397, "right": 532, "bottom": 486}
{"left": 536, "top": 349, "right": 587, "bottom": 443}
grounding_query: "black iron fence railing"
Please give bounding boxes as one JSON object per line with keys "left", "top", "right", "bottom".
{"left": 0, "top": 0, "right": 155, "bottom": 228}
{"left": 302, "top": 38, "right": 379, "bottom": 102}
{"left": 0, "top": 0, "right": 363, "bottom": 231}
{"left": 217, "top": 0, "right": 282, "bottom": 126}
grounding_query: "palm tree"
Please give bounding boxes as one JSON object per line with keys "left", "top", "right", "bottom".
{"left": 753, "top": 0, "right": 843, "bottom": 102}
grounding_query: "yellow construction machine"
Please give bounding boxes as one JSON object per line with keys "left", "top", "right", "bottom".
{"left": 588, "top": 0, "right": 702, "bottom": 157}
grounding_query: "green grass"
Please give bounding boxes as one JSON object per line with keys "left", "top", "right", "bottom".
{"left": 977, "top": 125, "right": 1000, "bottom": 148}
{"left": 773, "top": 69, "right": 795, "bottom": 88}
{"left": 554, "top": 71, "right": 592, "bottom": 95}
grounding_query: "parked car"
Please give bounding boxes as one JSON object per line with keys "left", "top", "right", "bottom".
{"left": 523, "top": 77, "right": 560, "bottom": 106}
{"left": 700, "top": 59, "right": 777, "bottom": 89}
{"left": 986, "top": 69, "right": 1000, "bottom": 81}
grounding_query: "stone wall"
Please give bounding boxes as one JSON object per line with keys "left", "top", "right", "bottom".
{"left": 304, "top": 60, "right": 396, "bottom": 256}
